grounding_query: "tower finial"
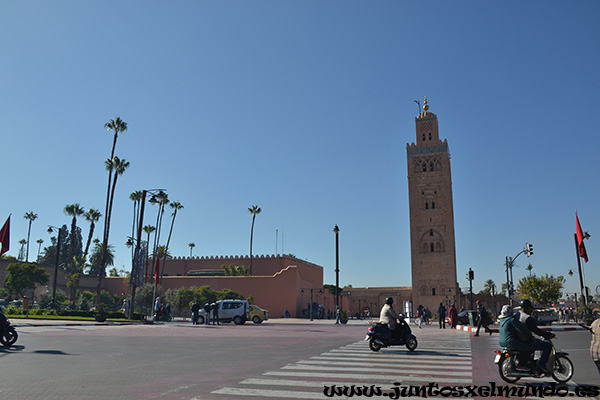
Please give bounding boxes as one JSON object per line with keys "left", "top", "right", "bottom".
{"left": 423, "top": 96, "right": 429, "bottom": 111}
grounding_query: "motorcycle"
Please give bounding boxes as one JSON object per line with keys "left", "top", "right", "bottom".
{"left": 365, "top": 317, "right": 418, "bottom": 352}
{"left": 0, "top": 309, "right": 18, "bottom": 347}
{"left": 495, "top": 338, "right": 573, "bottom": 383}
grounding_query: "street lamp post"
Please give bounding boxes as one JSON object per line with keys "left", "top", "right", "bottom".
{"left": 47, "top": 225, "right": 63, "bottom": 309}
{"left": 505, "top": 243, "right": 534, "bottom": 306}
{"left": 333, "top": 225, "right": 340, "bottom": 315}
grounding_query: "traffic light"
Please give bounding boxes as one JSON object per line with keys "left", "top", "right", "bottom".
{"left": 466, "top": 268, "right": 474, "bottom": 281}
{"left": 525, "top": 243, "right": 534, "bottom": 257}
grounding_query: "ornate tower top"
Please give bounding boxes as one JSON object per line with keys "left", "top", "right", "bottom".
{"left": 423, "top": 96, "right": 429, "bottom": 111}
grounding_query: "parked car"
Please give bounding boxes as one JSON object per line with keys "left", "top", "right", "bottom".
{"left": 446, "top": 310, "right": 479, "bottom": 326}
{"left": 249, "top": 305, "right": 269, "bottom": 323}
{"left": 197, "top": 299, "right": 250, "bottom": 325}
{"left": 533, "top": 308, "right": 559, "bottom": 326}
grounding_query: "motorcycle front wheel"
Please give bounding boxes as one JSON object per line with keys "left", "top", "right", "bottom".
{"left": 498, "top": 357, "right": 520, "bottom": 383}
{"left": 552, "top": 355, "right": 574, "bottom": 383}
{"left": 369, "top": 339, "right": 382, "bottom": 352}
{"left": 0, "top": 327, "right": 18, "bottom": 347}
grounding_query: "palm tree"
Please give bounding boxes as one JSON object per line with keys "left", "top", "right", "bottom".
{"left": 102, "top": 117, "right": 128, "bottom": 241}
{"left": 18, "top": 239, "right": 27, "bottom": 261}
{"left": 36, "top": 238, "right": 44, "bottom": 262}
{"left": 160, "top": 201, "right": 184, "bottom": 282}
{"left": 143, "top": 225, "right": 156, "bottom": 283}
{"left": 24, "top": 211, "right": 38, "bottom": 262}
{"left": 149, "top": 191, "right": 168, "bottom": 281}
{"left": 98, "top": 117, "right": 127, "bottom": 304}
{"left": 189, "top": 242, "right": 195, "bottom": 257}
{"left": 129, "top": 190, "right": 144, "bottom": 259}
{"left": 64, "top": 203, "right": 85, "bottom": 263}
{"left": 483, "top": 279, "right": 496, "bottom": 295}
{"left": 83, "top": 208, "right": 101, "bottom": 259}
{"left": 526, "top": 263, "right": 533, "bottom": 276}
{"left": 248, "top": 205, "right": 261, "bottom": 275}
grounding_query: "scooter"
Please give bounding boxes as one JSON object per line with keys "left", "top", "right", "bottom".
{"left": 495, "top": 338, "right": 573, "bottom": 383}
{"left": 0, "top": 308, "right": 18, "bottom": 347}
{"left": 365, "top": 317, "right": 418, "bottom": 352}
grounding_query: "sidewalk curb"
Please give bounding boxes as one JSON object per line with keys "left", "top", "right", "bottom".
{"left": 453, "top": 324, "right": 587, "bottom": 333}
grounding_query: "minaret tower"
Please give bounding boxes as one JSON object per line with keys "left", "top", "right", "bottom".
{"left": 406, "top": 97, "right": 457, "bottom": 314}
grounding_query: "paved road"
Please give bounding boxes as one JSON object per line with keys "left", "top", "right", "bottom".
{"left": 1, "top": 319, "right": 598, "bottom": 399}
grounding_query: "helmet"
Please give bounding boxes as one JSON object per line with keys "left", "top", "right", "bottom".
{"left": 520, "top": 299, "right": 533, "bottom": 309}
{"left": 385, "top": 297, "right": 394, "bottom": 305}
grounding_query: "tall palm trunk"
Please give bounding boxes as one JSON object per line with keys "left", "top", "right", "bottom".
{"left": 26, "top": 220, "right": 33, "bottom": 262}
{"left": 160, "top": 203, "right": 182, "bottom": 281}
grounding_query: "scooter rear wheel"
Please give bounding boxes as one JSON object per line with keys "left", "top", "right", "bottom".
{"left": 0, "top": 327, "right": 18, "bottom": 347}
{"left": 406, "top": 337, "right": 418, "bottom": 351}
{"left": 498, "top": 357, "right": 520, "bottom": 383}
{"left": 552, "top": 355, "right": 574, "bottom": 383}
{"left": 369, "top": 339, "right": 382, "bottom": 352}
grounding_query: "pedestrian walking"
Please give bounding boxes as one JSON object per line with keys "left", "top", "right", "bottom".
{"left": 204, "top": 302, "right": 211, "bottom": 325}
{"left": 437, "top": 302, "right": 446, "bottom": 329}
{"left": 474, "top": 299, "right": 492, "bottom": 336}
{"left": 449, "top": 303, "right": 458, "bottom": 328}
{"left": 335, "top": 306, "right": 341, "bottom": 324}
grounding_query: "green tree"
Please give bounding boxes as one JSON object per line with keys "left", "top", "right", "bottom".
{"left": 89, "top": 240, "right": 114, "bottom": 276}
{"left": 216, "top": 288, "right": 244, "bottom": 300}
{"left": 526, "top": 263, "right": 534, "bottom": 276}
{"left": 221, "top": 264, "right": 250, "bottom": 276}
{"left": 517, "top": 274, "right": 565, "bottom": 306}
{"left": 248, "top": 205, "right": 261, "bottom": 275}
{"left": 23, "top": 211, "right": 38, "bottom": 262}
{"left": 4, "top": 262, "right": 50, "bottom": 297}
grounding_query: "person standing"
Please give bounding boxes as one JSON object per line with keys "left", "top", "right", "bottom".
{"left": 437, "top": 302, "right": 447, "bottom": 329}
{"left": 335, "top": 306, "right": 341, "bottom": 324}
{"left": 417, "top": 305, "right": 424, "bottom": 329}
{"left": 585, "top": 316, "right": 600, "bottom": 376}
{"left": 204, "top": 302, "right": 211, "bottom": 325}
{"left": 191, "top": 301, "right": 200, "bottom": 325}
{"left": 211, "top": 302, "right": 220, "bottom": 325}
{"left": 474, "top": 299, "right": 492, "bottom": 336}
{"left": 153, "top": 297, "right": 161, "bottom": 321}
{"left": 449, "top": 303, "right": 458, "bottom": 328}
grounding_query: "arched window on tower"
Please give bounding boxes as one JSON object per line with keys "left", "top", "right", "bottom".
{"left": 425, "top": 202, "right": 429, "bottom": 210}
{"left": 431, "top": 287, "right": 436, "bottom": 296}
{"left": 430, "top": 229, "right": 434, "bottom": 236}
{"left": 432, "top": 201, "right": 436, "bottom": 209}
{"left": 428, "top": 132, "right": 432, "bottom": 140}
{"left": 430, "top": 243, "right": 435, "bottom": 252}
{"left": 430, "top": 163, "right": 434, "bottom": 171}
{"left": 422, "top": 163, "right": 427, "bottom": 172}
{"left": 422, "top": 133, "right": 426, "bottom": 141}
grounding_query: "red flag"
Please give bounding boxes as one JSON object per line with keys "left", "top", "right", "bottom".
{"left": 576, "top": 212, "right": 589, "bottom": 263}
{"left": 0, "top": 215, "right": 10, "bottom": 256}
{"left": 154, "top": 257, "right": 160, "bottom": 287}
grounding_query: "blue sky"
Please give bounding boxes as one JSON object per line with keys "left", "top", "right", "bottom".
{"left": 1, "top": 1, "right": 598, "bottom": 299}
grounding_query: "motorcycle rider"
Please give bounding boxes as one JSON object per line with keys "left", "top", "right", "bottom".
{"left": 499, "top": 305, "right": 534, "bottom": 363}
{"left": 518, "top": 299, "right": 556, "bottom": 375}
{"left": 379, "top": 297, "right": 401, "bottom": 340}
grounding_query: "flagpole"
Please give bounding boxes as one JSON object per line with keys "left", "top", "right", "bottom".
{"left": 574, "top": 233, "right": 587, "bottom": 307}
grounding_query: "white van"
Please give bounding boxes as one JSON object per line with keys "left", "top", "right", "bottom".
{"left": 198, "top": 299, "right": 250, "bottom": 325}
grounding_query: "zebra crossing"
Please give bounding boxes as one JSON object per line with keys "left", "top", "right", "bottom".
{"left": 210, "top": 332, "right": 473, "bottom": 399}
